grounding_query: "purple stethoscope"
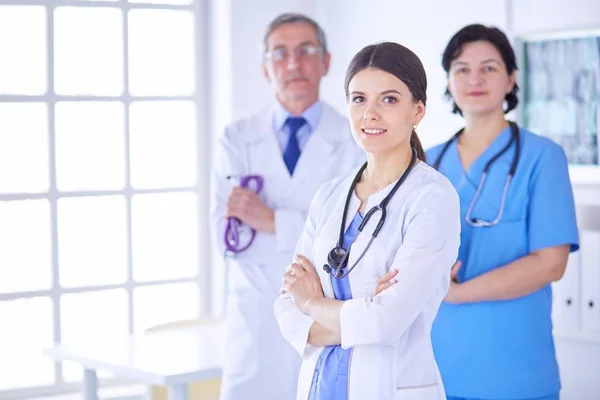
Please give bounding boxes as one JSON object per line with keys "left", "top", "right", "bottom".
{"left": 224, "top": 174, "right": 264, "bottom": 254}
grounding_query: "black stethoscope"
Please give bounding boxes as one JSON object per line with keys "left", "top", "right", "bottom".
{"left": 323, "top": 147, "right": 418, "bottom": 279}
{"left": 432, "top": 121, "right": 521, "bottom": 227}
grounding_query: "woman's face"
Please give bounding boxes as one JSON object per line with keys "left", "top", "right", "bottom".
{"left": 347, "top": 67, "right": 425, "bottom": 155}
{"left": 447, "top": 40, "right": 515, "bottom": 117}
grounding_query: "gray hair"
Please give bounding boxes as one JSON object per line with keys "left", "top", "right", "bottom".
{"left": 262, "top": 13, "right": 328, "bottom": 57}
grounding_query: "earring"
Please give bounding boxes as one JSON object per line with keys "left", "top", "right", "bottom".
{"left": 413, "top": 124, "right": 418, "bottom": 131}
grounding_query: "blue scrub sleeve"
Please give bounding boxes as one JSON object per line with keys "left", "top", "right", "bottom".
{"left": 527, "top": 143, "right": 579, "bottom": 252}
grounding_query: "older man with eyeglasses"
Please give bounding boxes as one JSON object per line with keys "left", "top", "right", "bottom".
{"left": 209, "top": 12, "right": 364, "bottom": 400}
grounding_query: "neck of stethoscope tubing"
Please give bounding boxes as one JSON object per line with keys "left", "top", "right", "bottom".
{"left": 493, "top": 174, "right": 513, "bottom": 223}
{"left": 465, "top": 172, "right": 488, "bottom": 224}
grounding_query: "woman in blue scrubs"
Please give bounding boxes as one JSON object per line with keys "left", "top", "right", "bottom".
{"left": 427, "top": 24, "right": 579, "bottom": 400}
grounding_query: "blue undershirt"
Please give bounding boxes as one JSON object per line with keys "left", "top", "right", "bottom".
{"left": 308, "top": 211, "right": 363, "bottom": 400}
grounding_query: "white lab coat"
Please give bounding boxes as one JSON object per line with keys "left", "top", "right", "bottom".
{"left": 210, "top": 102, "right": 364, "bottom": 400}
{"left": 274, "top": 161, "right": 461, "bottom": 400}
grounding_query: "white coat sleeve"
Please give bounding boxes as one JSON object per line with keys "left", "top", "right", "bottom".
{"left": 339, "top": 184, "right": 461, "bottom": 348}
{"left": 209, "top": 126, "right": 245, "bottom": 256}
{"left": 273, "top": 188, "right": 323, "bottom": 359}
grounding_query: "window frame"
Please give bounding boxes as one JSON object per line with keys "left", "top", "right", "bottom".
{"left": 0, "top": 0, "right": 211, "bottom": 398}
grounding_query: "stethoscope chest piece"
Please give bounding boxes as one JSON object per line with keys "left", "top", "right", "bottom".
{"left": 323, "top": 246, "right": 348, "bottom": 278}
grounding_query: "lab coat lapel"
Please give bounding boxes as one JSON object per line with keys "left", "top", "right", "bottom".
{"left": 291, "top": 104, "right": 342, "bottom": 182}
{"left": 315, "top": 174, "right": 361, "bottom": 299}
{"left": 244, "top": 107, "right": 291, "bottom": 181}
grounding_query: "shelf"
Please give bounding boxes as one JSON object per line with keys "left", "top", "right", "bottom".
{"left": 573, "top": 184, "right": 600, "bottom": 207}
{"left": 554, "top": 329, "right": 600, "bottom": 345}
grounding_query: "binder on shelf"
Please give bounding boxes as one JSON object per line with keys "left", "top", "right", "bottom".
{"left": 553, "top": 250, "right": 581, "bottom": 331}
{"left": 580, "top": 230, "right": 600, "bottom": 333}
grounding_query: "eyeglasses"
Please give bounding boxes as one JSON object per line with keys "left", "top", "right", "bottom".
{"left": 265, "top": 44, "right": 323, "bottom": 63}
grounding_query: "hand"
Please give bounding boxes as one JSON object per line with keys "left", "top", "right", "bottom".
{"left": 226, "top": 187, "right": 275, "bottom": 233}
{"left": 374, "top": 269, "right": 399, "bottom": 295}
{"left": 281, "top": 255, "right": 325, "bottom": 313}
{"left": 450, "top": 260, "right": 462, "bottom": 283}
{"left": 445, "top": 261, "right": 465, "bottom": 304}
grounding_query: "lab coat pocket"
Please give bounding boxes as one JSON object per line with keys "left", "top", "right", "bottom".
{"left": 394, "top": 383, "right": 441, "bottom": 400}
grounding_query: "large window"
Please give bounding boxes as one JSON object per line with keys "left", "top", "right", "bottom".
{"left": 0, "top": 0, "right": 208, "bottom": 398}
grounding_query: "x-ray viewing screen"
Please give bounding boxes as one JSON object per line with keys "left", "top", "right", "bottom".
{"left": 523, "top": 34, "right": 600, "bottom": 166}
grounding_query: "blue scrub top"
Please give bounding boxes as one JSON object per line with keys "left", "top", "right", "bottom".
{"left": 308, "top": 211, "right": 363, "bottom": 400}
{"left": 426, "top": 125, "right": 579, "bottom": 399}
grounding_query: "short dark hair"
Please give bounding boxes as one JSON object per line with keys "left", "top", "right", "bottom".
{"left": 442, "top": 24, "right": 519, "bottom": 115}
{"left": 344, "top": 42, "right": 427, "bottom": 162}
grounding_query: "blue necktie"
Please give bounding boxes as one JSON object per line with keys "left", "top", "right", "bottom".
{"left": 283, "top": 117, "right": 306, "bottom": 175}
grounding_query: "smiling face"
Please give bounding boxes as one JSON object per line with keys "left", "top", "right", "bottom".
{"left": 447, "top": 40, "right": 516, "bottom": 117}
{"left": 347, "top": 67, "right": 425, "bottom": 156}
{"left": 262, "top": 22, "right": 330, "bottom": 107}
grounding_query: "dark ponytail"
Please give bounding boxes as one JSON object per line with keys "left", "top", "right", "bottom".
{"left": 344, "top": 42, "right": 428, "bottom": 163}
{"left": 410, "top": 129, "right": 426, "bottom": 162}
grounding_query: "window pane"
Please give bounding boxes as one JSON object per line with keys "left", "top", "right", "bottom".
{"left": 61, "top": 289, "right": 128, "bottom": 382}
{"left": 129, "top": 0, "right": 193, "bottom": 4}
{"left": 0, "top": 103, "right": 49, "bottom": 193}
{"left": 133, "top": 282, "right": 199, "bottom": 333}
{"left": 128, "top": 10, "right": 195, "bottom": 96}
{"left": 0, "top": 200, "right": 52, "bottom": 294}
{"left": 55, "top": 102, "right": 125, "bottom": 191}
{"left": 129, "top": 101, "right": 197, "bottom": 189}
{"left": 54, "top": 7, "right": 123, "bottom": 96}
{"left": 58, "top": 196, "right": 127, "bottom": 288}
{"left": 0, "top": 6, "right": 46, "bottom": 95}
{"left": 0, "top": 297, "right": 54, "bottom": 390}
{"left": 132, "top": 192, "right": 199, "bottom": 281}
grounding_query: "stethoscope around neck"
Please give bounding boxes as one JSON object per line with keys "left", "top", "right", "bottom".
{"left": 323, "top": 147, "right": 418, "bottom": 279}
{"left": 432, "top": 121, "right": 521, "bottom": 227}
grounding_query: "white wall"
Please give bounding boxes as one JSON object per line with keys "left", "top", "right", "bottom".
{"left": 511, "top": 0, "right": 600, "bottom": 34}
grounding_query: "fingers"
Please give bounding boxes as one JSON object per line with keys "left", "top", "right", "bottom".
{"left": 229, "top": 187, "right": 258, "bottom": 203}
{"left": 288, "top": 263, "right": 304, "bottom": 277}
{"left": 280, "top": 278, "right": 289, "bottom": 294}
{"left": 450, "top": 260, "right": 462, "bottom": 282}
{"left": 374, "top": 269, "right": 399, "bottom": 296}
{"left": 280, "top": 283, "right": 288, "bottom": 295}
{"left": 377, "top": 269, "right": 398, "bottom": 285}
{"left": 280, "top": 263, "right": 302, "bottom": 294}
{"left": 227, "top": 188, "right": 255, "bottom": 212}
{"left": 375, "top": 279, "right": 398, "bottom": 295}
{"left": 295, "top": 255, "right": 315, "bottom": 273}
{"left": 280, "top": 269, "right": 294, "bottom": 295}
{"left": 451, "top": 260, "right": 462, "bottom": 273}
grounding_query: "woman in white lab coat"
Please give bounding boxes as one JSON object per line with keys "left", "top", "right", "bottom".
{"left": 274, "top": 42, "right": 461, "bottom": 400}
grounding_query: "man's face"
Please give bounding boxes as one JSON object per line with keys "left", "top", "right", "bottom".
{"left": 263, "top": 22, "right": 330, "bottom": 104}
